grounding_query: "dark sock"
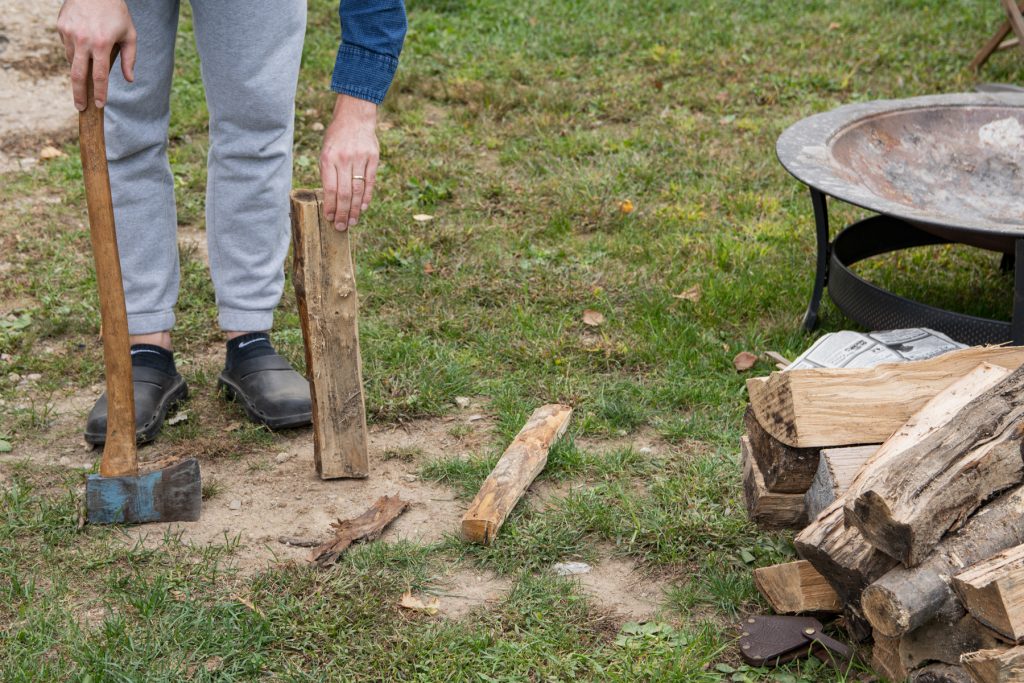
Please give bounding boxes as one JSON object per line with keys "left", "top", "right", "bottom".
{"left": 130, "top": 344, "right": 176, "bottom": 375}
{"left": 225, "top": 332, "right": 276, "bottom": 370}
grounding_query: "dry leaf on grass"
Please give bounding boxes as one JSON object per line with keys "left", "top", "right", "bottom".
{"left": 673, "top": 285, "right": 702, "bottom": 303}
{"left": 733, "top": 351, "right": 758, "bottom": 372}
{"left": 309, "top": 494, "right": 410, "bottom": 567}
{"left": 423, "top": 262, "right": 435, "bottom": 275}
{"left": 166, "top": 411, "right": 189, "bottom": 426}
{"left": 412, "top": 214, "right": 434, "bottom": 222}
{"left": 398, "top": 591, "right": 441, "bottom": 615}
{"left": 223, "top": 421, "right": 243, "bottom": 433}
{"left": 39, "top": 146, "right": 65, "bottom": 160}
{"left": 582, "top": 309, "right": 605, "bottom": 327}
{"left": 618, "top": 199, "right": 635, "bottom": 214}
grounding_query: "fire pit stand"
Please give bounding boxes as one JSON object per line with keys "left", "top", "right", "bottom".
{"left": 777, "top": 93, "right": 1024, "bottom": 345}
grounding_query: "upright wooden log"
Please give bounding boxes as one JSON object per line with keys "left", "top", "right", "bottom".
{"left": 753, "top": 560, "right": 840, "bottom": 613}
{"left": 794, "top": 500, "right": 896, "bottom": 603}
{"left": 845, "top": 364, "right": 1024, "bottom": 567}
{"left": 954, "top": 544, "right": 1024, "bottom": 642}
{"left": 290, "top": 190, "right": 369, "bottom": 479}
{"left": 745, "top": 346, "right": 1024, "bottom": 448}
{"left": 743, "top": 406, "right": 820, "bottom": 493}
{"left": 962, "top": 647, "right": 1024, "bottom": 683}
{"left": 741, "top": 436, "right": 807, "bottom": 530}
{"left": 804, "top": 445, "right": 878, "bottom": 520}
{"left": 861, "top": 486, "right": 1024, "bottom": 638}
{"left": 462, "top": 404, "right": 572, "bottom": 544}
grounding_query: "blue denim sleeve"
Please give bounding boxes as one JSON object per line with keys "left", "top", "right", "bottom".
{"left": 332, "top": 0, "right": 408, "bottom": 105}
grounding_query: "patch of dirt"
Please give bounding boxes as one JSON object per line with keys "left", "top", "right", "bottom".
{"left": 428, "top": 567, "right": 512, "bottom": 619}
{"left": 576, "top": 552, "right": 669, "bottom": 622}
{"left": 177, "top": 224, "right": 209, "bottom": 266}
{"left": 0, "top": 0, "right": 77, "bottom": 172}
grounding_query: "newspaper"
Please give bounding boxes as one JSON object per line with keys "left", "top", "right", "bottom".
{"left": 785, "top": 328, "right": 965, "bottom": 371}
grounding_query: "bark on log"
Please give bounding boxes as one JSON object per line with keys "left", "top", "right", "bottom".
{"left": 962, "top": 646, "right": 1024, "bottom": 683}
{"left": 741, "top": 436, "right": 807, "bottom": 530}
{"left": 753, "top": 560, "right": 841, "bottom": 613}
{"left": 873, "top": 615, "right": 1001, "bottom": 682}
{"left": 804, "top": 445, "right": 878, "bottom": 521}
{"left": 794, "top": 500, "right": 896, "bottom": 603}
{"left": 954, "top": 543, "right": 1024, "bottom": 642}
{"left": 910, "top": 664, "right": 973, "bottom": 683}
{"left": 290, "top": 189, "right": 369, "bottom": 479}
{"left": 745, "top": 346, "right": 1024, "bottom": 448}
{"left": 462, "top": 404, "right": 572, "bottom": 544}
{"left": 845, "top": 364, "right": 1024, "bottom": 567}
{"left": 743, "top": 406, "right": 820, "bottom": 493}
{"left": 861, "top": 486, "right": 1024, "bottom": 638}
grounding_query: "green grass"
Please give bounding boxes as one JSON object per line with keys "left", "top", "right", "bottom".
{"left": 1, "top": 0, "right": 1021, "bottom": 679}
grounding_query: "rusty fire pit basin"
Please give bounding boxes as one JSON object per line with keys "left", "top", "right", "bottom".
{"left": 776, "top": 92, "right": 1024, "bottom": 344}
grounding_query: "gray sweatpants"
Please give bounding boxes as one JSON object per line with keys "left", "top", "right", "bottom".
{"left": 106, "top": 0, "right": 307, "bottom": 335}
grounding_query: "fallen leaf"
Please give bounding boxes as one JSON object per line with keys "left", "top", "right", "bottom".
{"left": 618, "top": 199, "right": 635, "bottom": 214}
{"left": 582, "top": 309, "right": 606, "bottom": 327}
{"left": 0, "top": 439, "right": 11, "bottom": 453}
{"left": 733, "top": 351, "right": 758, "bottom": 372}
{"left": 673, "top": 285, "right": 702, "bottom": 303}
{"left": 423, "top": 262, "right": 435, "bottom": 275}
{"left": 166, "top": 411, "right": 189, "bottom": 426}
{"left": 399, "top": 591, "right": 441, "bottom": 615}
{"left": 413, "top": 214, "right": 433, "bottom": 222}
{"left": 223, "top": 421, "right": 243, "bottom": 433}
{"left": 828, "top": 21, "right": 841, "bottom": 31}
{"left": 39, "top": 146, "right": 65, "bottom": 160}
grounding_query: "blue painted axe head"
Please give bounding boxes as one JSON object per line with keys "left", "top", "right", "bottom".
{"left": 86, "top": 458, "right": 202, "bottom": 524}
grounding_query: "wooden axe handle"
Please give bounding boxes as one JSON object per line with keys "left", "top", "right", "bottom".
{"left": 79, "top": 59, "right": 138, "bottom": 477}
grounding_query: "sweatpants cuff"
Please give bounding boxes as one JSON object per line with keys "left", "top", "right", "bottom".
{"left": 127, "top": 310, "right": 176, "bottom": 336}
{"left": 219, "top": 307, "right": 275, "bottom": 333}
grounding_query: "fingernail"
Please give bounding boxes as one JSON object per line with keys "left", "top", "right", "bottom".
{"left": 75, "top": 102, "right": 86, "bottom": 111}
{"left": 348, "top": 218, "right": 357, "bottom": 226}
{"left": 335, "top": 222, "right": 347, "bottom": 232}
{"left": 361, "top": 204, "right": 368, "bottom": 211}
{"left": 95, "top": 99, "right": 103, "bottom": 109}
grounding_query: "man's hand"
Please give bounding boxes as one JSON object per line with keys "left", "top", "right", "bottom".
{"left": 319, "top": 94, "right": 380, "bottom": 231}
{"left": 57, "top": 0, "right": 137, "bottom": 111}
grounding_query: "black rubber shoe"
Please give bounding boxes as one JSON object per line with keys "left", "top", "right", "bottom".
{"left": 85, "top": 366, "right": 189, "bottom": 445}
{"left": 217, "top": 353, "right": 312, "bottom": 429}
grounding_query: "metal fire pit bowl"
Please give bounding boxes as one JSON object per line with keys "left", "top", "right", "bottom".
{"left": 777, "top": 92, "right": 1024, "bottom": 345}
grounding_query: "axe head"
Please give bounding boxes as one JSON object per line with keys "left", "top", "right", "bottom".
{"left": 86, "top": 458, "right": 202, "bottom": 524}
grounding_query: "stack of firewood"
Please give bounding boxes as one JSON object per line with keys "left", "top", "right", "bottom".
{"left": 742, "top": 345, "right": 1024, "bottom": 683}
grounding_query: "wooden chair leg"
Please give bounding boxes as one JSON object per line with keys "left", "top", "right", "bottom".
{"left": 1003, "top": 0, "right": 1024, "bottom": 45}
{"left": 972, "top": 2, "right": 1024, "bottom": 72}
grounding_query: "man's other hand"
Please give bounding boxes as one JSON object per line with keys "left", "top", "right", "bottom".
{"left": 57, "top": 0, "right": 137, "bottom": 111}
{"left": 319, "top": 94, "right": 380, "bottom": 231}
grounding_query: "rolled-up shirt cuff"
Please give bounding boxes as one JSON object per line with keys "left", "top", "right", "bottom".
{"left": 330, "top": 43, "right": 399, "bottom": 105}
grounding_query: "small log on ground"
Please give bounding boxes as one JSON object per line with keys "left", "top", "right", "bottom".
{"left": 954, "top": 543, "right": 1024, "bottom": 642}
{"left": 462, "top": 404, "right": 572, "bottom": 544}
{"left": 290, "top": 189, "right": 369, "bottom": 479}
{"left": 794, "top": 500, "right": 896, "bottom": 603}
{"left": 862, "top": 486, "right": 1024, "bottom": 638}
{"left": 753, "top": 560, "right": 841, "bottom": 614}
{"left": 962, "top": 646, "right": 1024, "bottom": 683}
{"left": 745, "top": 346, "right": 1024, "bottom": 448}
{"left": 743, "top": 405, "right": 819, "bottom": 493}
{"left": 741, "top": 436, "right": 807, "bottom": 530}
{"left": 845, "top": 364, "right": 1024, "bottom": 567}
{"left": 804, "top": 445, "right": 878, "bottom": 520}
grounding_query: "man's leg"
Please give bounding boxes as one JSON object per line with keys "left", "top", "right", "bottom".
{"left": 86, "top": 0, "right": 187, "bottom": 445}
{"left": 191, "top": 0, "right": 312, "bottom": 429}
